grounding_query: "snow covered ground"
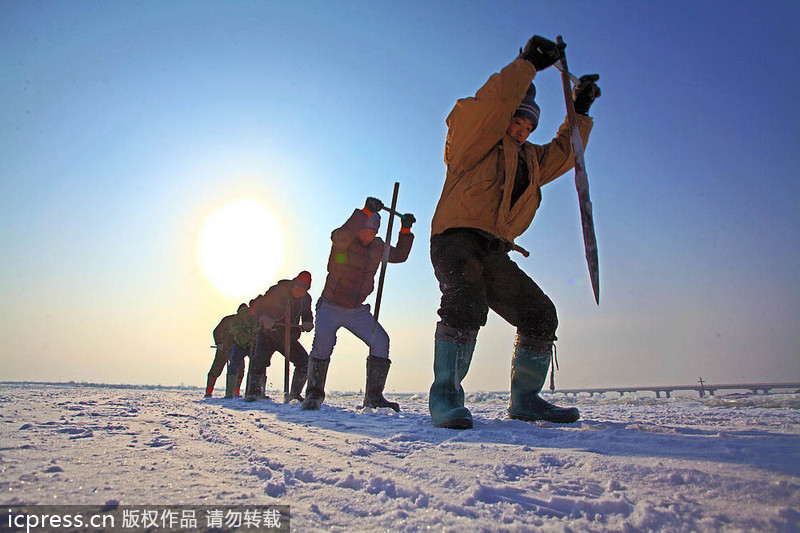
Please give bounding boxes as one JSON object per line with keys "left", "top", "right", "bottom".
{"left": 1, "top": 383, "right": 799, "bottom": 532}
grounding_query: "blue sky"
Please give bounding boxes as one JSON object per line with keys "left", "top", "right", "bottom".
{"left": 1, "top": 0, "right": 798, "bottom": 392}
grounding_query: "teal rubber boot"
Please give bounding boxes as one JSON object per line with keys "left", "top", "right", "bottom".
{"left": 508, "top": 335, "right": 580, "bottom": 423}
{"left": 429, "top": 323, "right": 477, "bottom": 429}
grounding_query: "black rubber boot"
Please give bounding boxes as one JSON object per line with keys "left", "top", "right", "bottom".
{"left": 245, "top": 372, "right": 268, "bottom": 402}
{"left": 429, "top": 323, "right": 477, "bottom": 429}
{"left": 288, "top": 365, "right": 307, "bottom": 403}
{"left": 204, "top": 375, "right": 215, "bottom": 398}
{"left": 508, "top": 334, "right": 580, "bottom": 424}
{"left": 301, "top": 358, "right": 329, "bottom": 411}
{"left": 362, "top": 356, "right": 400, "bottom": 412}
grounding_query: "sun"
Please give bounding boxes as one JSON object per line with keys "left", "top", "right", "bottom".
{"left": 197, "top": 198, "right": 285, "bottom": 298}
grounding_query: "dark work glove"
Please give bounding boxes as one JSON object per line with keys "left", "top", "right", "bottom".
{"left": 519, "top": 35, "right": 565, "bottom": 71}
{"left": 573, "top": 74, "right": 601, "bottom": 115}
{"left": 364, "top": 197, "right": 384, "bottom": 213}
{"left": 400, "top": 213, "right": 416, "bottom": 229}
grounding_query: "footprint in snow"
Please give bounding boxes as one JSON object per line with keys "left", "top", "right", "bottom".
{"left": 249, "top": 466, "right": 272, "bottom": 480}
{"left": 264, "top": 481, "right": 286, "bottom": 497}
{"left": 144, "top": 436, "right": 173, "bottom": 448}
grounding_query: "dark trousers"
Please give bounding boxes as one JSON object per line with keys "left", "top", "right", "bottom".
{"left": 208, "top": 344, "right": 231, "bottom": 380}
{"left": 430, "top": 229, "right": 558, "bottom": 341}
{"left": 249, "top": 328, "right": 309, "bottom": 375}
{"left": 227, "top": 343, "right": 251, "bottom": 376}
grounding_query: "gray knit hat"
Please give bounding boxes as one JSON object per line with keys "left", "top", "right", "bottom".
{"left": 364, "top": 212, "right": 381, "bottom": 231}
{"left": 513, "top": 83, "right": 540, "bottom": 130}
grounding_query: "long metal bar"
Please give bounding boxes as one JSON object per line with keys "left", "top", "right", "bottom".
{"left": 553, "top": 59, "right": 580, "bottom": 85}
{"left": 372, "top": 182, "right": 400, "bottom": 327}
{"left": 556, "top": 35, "right": 600, "bottom": 305}
{"left": 283, "top": 299, "right": 291, "bottom": 402}
{"left": 380, "top": 205, "right": 402, "bottom": 218}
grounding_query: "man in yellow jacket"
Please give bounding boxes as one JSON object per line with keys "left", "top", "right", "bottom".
{"left": 429, "top": 35, "right": 601, "bottom": 429}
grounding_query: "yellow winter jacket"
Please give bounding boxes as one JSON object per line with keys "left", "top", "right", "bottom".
{"left": 431, "top": 58, "right": 594, "bottom": 245}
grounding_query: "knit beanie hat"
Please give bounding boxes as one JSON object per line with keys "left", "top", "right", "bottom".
{"left": 293, "top": 271, "right": 312, "bottom": 290}
{"left": 513, "top": 83, "right": 540, "bottom": 130}
{"left": 364, "top": 212, "right": 381, "bottom": 231}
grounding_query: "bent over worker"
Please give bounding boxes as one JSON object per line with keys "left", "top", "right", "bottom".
{"left": 244, "top": 271, "right": 314, "bottom": 402}
{"left": 302, "top": 198, "right": 415, "bottom": 412}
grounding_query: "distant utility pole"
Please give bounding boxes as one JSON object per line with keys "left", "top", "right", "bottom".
{"left": 698, "top": 377, "right": 706, "bottom": 397}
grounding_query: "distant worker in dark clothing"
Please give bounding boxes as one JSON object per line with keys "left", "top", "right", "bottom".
{"left": 244, "top": 271, "right": 314, "bottom": 402}
{"left": 205, "top": 309, "right": 244, "bottom": 398}
{"left": 226, "top": 302, "right": 259, "bottom": 398}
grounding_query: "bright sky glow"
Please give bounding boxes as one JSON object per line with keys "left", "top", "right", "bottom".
{"left": 197, "top": 198, "right": 284, "bottom": 299}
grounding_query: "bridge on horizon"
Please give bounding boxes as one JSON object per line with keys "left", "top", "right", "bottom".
{"left": 547, "top": 382, "right": 800, "bottom": 399}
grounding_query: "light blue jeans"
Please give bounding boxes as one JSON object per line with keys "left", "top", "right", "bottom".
{"left": 309, "top": 297, "right": 390, "bottom": 360}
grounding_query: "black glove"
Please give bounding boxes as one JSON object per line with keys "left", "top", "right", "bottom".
{"left": 400, "top": 213, "right": 416, "bottom": 229}
{"left": 519, "top": 35, "right": 565, "bottom": 71}
{"left": 364, "top": 197, "right": 384, "bottom": 213}
{"left": 573, "top": 74, "right": 601, "bottom": 115}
